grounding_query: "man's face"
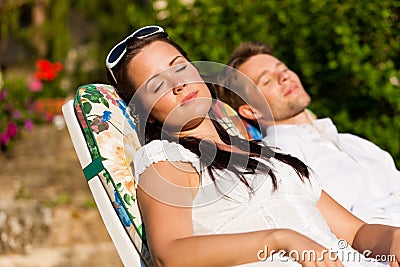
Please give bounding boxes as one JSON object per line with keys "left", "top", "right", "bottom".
{"left": 237, "top": 54, "right": 311, "bottom": 122}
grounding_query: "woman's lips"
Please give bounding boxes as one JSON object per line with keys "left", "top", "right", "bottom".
{"left": 181, "top": 91, "right": 198, "bottom": 105}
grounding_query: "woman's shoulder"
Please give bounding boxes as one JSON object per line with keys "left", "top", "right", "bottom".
{"left": 134, "top": 139, "right": 201, "bottom": 181}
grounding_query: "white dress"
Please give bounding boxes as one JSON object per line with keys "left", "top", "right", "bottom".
{"left": 134, "top": 140, "right": 387, "bottom": 267}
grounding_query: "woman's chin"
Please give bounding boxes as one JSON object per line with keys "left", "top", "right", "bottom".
{"left": 154, "top": 96, "right": 212, "bottom": 136}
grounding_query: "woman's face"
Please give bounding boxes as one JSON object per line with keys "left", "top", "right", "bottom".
{"left": 128, "top": 41, "right": 212, "bottom": 132}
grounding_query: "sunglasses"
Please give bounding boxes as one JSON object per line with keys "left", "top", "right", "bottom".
{"left": 105, "top": 25, "right": 165, "bottom": 84}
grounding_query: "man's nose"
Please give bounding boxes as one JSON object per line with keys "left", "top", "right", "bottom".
{"left": 278, "top": 71, "right": 289, "bottom": 84}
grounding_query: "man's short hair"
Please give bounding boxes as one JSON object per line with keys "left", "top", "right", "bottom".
{"left": 227, "top": 41, "right": 273, "bottom": 69}
{"left": 216, "top": 41, "right": 273, "bottom": 111}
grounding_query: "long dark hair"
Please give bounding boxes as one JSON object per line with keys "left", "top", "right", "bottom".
{"left": 107, "top": 31, "right": 309, "bottom": 191}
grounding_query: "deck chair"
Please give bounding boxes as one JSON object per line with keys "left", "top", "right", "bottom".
{"left": 62, "top": 84, "right": 150, "bottom": 266}
{"left": 62, "top": 84, "right": 247, "bottom": 267}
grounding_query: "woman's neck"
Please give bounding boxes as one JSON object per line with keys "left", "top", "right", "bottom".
{"left": 176, "top": 117, "right": 224, "bottom": 144}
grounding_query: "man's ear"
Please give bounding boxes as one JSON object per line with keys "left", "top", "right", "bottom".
{"left": 238, "top": 104, "right": 258, "bottom": 121}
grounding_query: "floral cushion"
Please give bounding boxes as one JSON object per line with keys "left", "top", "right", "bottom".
{"left": 73, "top": 84, "right": 153, "bottom": 266}
{"left": 73, "top": 84, "right": 247, "bottom": 266}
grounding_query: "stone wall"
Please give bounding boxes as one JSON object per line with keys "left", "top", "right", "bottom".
{"left": 0, "top": 125, "right": 123, "bottom": 267}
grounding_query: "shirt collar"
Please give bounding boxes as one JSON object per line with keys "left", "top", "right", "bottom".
{"left": 265, "top": 118, "right": 338, "bottom": 138}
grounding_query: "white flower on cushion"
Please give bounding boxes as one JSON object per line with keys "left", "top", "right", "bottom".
{"left": 123, "top": 131, "right": 140, "bottom": 160}
{"left": 97, "top": 131, "right": 137, "bottom": 195}
{"left": 123, "top": 132, "right": 141, "bottom": 193}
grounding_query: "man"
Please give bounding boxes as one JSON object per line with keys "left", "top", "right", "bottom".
{"left": 217, "top": 41, "right": 400, "bottom": 226}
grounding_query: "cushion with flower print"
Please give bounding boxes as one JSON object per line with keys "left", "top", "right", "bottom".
{"left": 74, "top": 84, "right": 153, "bottom": 266}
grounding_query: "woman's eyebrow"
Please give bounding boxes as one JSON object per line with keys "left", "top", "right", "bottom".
{"left": 144, "top": 56, "right": 185, "bottom": 90}
{"left": 169, "top": 56, "right": 184, "bottom": 66}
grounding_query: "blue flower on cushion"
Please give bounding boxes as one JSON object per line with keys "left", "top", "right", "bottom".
{"left": 114, "top": 190, "right": 132, "bottom": 227}
{"left": 102, "top": 110, "right": 112, "bottom": 122}
{"left": 117, "top": 100, "right": 136, "bottom": 130}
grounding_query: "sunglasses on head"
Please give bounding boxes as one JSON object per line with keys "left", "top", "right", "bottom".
{"left": 105, "top": 25, "right": 165, "bottom": 84}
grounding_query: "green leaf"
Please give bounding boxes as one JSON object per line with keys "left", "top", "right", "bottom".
{"left": 123, "top": 193, "right": 131, "bottom": 206}
{"left": 101, "top": 97, "right": 109, "bottom": 108}
{"left": 104, "top": 172, "right": 111, "bottom": 184}
{"left": 88, "top": 95, "right": 101, "bottom": 103}
{"left": 82, "top": 102, "right": 92, "bottom": 114}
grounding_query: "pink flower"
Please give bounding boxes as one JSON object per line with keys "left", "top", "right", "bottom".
{"left": 28, "top": 76, "right": 43, "bottom": 92}
{"left": 13, "top": 110, "right": 22, "bottom": 119}
{"left": 0, "top": 132, "right": 10, "bottom": 145}
{"left": 7, "top": 122, "right": 17, "bottom": 138}
{"left": 6, "top": 102, "right": 13, "bottom": 111}
{"left": 98, "top": 86, "right": 117, "bottom": 106}
{"left": 90, "top": 116, "right": 109, "bottom": 134}
{"left": 0, "top": 90, "right": 7, "bottom": 102}
{"left": 91, "top": 124, "right": 99, "bottom": 134}
{"left": 25, "top": 119, "right": 34, "bottom": 131}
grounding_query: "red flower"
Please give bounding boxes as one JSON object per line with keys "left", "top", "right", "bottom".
{"left": 44, "top": 112, "right": 54, "bottom": 123}
{"left": 35, "top": 59, "right": 63, "bottom": 81}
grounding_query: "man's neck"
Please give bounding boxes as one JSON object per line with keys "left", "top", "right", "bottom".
{"left": 264, "top": 110, "right": 313, "bottom": 127}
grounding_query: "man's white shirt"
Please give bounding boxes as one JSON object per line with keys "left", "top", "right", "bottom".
{"left": 264, "top": 118, "right": 400, "bottom": 226}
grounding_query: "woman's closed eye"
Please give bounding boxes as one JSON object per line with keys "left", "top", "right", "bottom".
{"left": 175, "top": 64, "right": 187, "bottom": 73}
{"left": 154, "top": 80, "right": 165, "bottom": 93}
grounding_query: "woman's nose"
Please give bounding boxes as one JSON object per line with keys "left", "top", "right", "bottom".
{"left": 173, "top": 83, "right": 186, "bottom": 95}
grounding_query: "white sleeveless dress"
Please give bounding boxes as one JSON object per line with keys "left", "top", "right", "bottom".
{"left": 134, "top": 140, "right": 386, "bottom": 267}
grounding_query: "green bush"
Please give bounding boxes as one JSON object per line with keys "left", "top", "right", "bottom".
{"left": 123, "top": 0, "right": 400, "bottom": 166}
{"left": 1, "top": 0, "right": 399, "bottom": 166}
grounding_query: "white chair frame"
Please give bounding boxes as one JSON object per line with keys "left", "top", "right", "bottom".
{"left": 62, "top": 100, "right": 146, "bottom": 267}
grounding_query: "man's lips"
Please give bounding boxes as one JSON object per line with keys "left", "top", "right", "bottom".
{"left": 181, "top": 91, "right": 198, "bottom": 105}
{"left": 284, "top": 84, "right": 299, "bottom": 96}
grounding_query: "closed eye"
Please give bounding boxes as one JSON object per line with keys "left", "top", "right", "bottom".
{"left": 154, "top": 81, "right": 165, "bottom": 93}
{"left": 262, "top": 80, "right": 271, "bottom": 86}
{"left": 175, "top": 64, "right": 187, "bottom": 73}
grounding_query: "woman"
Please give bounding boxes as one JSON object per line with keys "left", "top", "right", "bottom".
{"left": 106, "top": 26, "right": 399, "bottom": 267}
